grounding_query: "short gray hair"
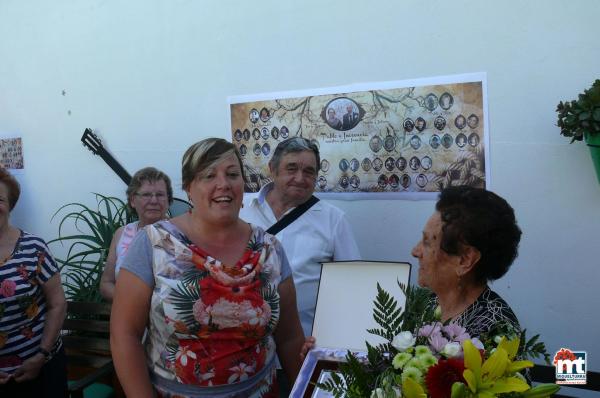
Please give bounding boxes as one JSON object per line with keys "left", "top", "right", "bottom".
{"left": 126, "top": 167, "right": 174, "bottom": 214}
{"left": 270, "top": 137, "right": 320, "bottom": 172}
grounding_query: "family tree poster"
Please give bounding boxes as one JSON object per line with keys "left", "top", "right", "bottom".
{"left": 0, "top": 136, "right": 24, "bottom": 172}
{"left": 228, "top": 73, "right": 489, "bottom": 199}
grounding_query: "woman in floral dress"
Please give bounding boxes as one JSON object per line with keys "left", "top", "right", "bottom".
{"left": 111, "top": 138, "right": 306, "bottom": 398}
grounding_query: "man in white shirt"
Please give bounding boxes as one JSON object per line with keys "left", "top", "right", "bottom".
{"left": 239, "top": 137, "right": 361, "bottom": 337}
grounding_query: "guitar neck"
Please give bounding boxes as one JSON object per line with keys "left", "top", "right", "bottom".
{"left": 95, "top": 147, "right": 132, "bottom": 186}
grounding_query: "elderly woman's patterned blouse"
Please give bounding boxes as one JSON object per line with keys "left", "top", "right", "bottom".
{"left": 431, "top": 287, "right": 520, "bottom": 338}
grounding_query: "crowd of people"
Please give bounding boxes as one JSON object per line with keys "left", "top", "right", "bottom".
{"left": 0, "top": 136, "right": 524, "bottom": 398}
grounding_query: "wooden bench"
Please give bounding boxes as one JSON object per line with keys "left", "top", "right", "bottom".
{"left": 62, "top": 301, "right": 121, "bottom": 398}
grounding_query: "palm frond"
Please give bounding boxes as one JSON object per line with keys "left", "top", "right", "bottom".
{"left": 49, "top": 193, "right": 130, "bottom": 302}
{"left": 170, "top": 282, "right": 201, "bottom": 326}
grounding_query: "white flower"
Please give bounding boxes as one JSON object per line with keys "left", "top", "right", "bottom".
{"left": 441, "top": 342, "right": 462, "bottom": 358}
{"left": 227, "top": 362, "right": 255, "bottom": 383}
{"left": 175, "top": 346, "right": 197, "bottom": 366}
{"left": 370, "top": 388, "right": 384, "bottom": 398}
{"left": 391, "top": 331, "right": 415, "bottom": 352}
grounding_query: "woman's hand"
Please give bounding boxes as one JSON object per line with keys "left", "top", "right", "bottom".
{"left": 300, "top": 336, "right": 316, "bottom": 361}
{"left": 0, "top": 371, "right": 12, "bottom": 384}
{"left": 12, "top": 353, "right": 45, "bottom": 382}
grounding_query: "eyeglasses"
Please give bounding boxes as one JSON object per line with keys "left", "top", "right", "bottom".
{"left": 134, "top": 192, "right": 168, "bottom": 201}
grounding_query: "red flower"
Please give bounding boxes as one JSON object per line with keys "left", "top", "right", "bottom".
{"left": 199, "top": 277, "right": 262, "bottom": 306}
{"left": 425, "top": 358, "right": 466, "bottom": 398}
{"left": 0, "top": 355, "right": 23, "bottom": 368}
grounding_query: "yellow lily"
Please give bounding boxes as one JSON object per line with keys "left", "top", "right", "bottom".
{"left": 402, "top": 377, "right": 427, "bottom": 398}
{"left": 462, "top": 338, "right": 532, "bottom": 397}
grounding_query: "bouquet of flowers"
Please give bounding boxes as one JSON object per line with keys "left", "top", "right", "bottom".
{"left": 319, "top": 284, "right": 560, "bottom": 398}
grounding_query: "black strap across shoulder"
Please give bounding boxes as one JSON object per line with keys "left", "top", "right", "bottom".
{"left": 266, "top": 195, "right": 320, "bottom": 235}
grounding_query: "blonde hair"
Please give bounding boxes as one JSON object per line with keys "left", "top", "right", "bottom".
{"left": 181, "top": 138, "right": 245, "bottom": 190}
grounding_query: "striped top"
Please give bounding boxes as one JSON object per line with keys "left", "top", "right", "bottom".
{"left": 0, "top": 230, "right": 60, "bottom": 374}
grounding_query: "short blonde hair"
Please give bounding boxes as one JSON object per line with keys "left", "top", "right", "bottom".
{"left": 181, "top": 138, "right": 245, "bottom": 191}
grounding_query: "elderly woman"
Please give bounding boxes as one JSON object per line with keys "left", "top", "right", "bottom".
{"left": 0, "top": 168, "right": 67, "bottom": 397}
{"left": 326, "top": 108, "right": 342, "bottom": 129}
{"left": 111, "top": 138, "right": 306, "bottom": 398}
{"left": 100, "top": 167, "right": 173, "bottom": 301}
{"left": 411, "top": 186, "right": 522, "bottom": 337}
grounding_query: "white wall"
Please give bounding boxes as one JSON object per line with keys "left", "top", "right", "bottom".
{"left": 1, "top": 0, "right": 599, "bottom": 370}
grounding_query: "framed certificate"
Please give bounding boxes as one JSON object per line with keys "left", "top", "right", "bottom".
{"left": 312, "top": 260, "right": 412, "bottom": 351}
{"left": 291, "top": 261, "right": 412, "bottom": 397}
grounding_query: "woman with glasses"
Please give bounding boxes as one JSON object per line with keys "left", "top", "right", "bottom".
{"left": 100, "top": 167, "right": 173, "bottom": 301}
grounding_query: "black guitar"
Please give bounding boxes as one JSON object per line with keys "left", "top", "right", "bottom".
{"left": 81, "top": 128, "right": 133, "bottom": 185}
{"left": 81, "top": 128, "right": 191, "bottom": 216}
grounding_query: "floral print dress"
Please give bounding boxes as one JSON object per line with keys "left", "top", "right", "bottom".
{"left": 124, "top": 221, "right": 288, "bottom": 398}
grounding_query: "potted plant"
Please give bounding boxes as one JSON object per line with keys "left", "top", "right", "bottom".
{"left": 557, "top": 79, "right": 600, "bottom": 182}
{"left": 49, "top": 193, "right": 133, "bottom": 302}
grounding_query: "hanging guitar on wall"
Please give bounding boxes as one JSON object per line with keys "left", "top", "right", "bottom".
{"left": 81, "top": 128, "right": 191, "bottom": 216}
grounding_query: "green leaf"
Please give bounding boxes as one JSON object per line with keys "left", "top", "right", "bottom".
{"left": 450, "top": 382, "right": 467, "bottom": 398}
{"left": 520, "top": 383, "right": 561, "bottom": 397}
{"left": 49, "top": 193, "right": 129, "bottom": 302}
{"left": 564, "top": 115, "right": 577, "bottom": 127}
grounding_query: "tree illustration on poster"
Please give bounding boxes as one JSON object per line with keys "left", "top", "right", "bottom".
{"left": 229, "top": 73, "right": 489, "bottom": 198}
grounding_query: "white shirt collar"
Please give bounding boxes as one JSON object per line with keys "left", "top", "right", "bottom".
{"left": 256, "top": 181, "right": 275, "bottom": 205}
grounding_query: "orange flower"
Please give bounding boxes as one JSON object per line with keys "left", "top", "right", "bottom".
{"left": 173, "top": 320, "right": 190, "bottom": 334}
{"left": 25, "top": 302, "right": 39, "bottom": 318}
{"left": 21, "top": 327, "right": 34, "bottom": 339}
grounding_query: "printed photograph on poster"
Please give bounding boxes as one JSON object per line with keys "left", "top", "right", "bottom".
{"left": 228, "top": 73, "right": 490, "bottom": 200}
{"left": 0, "top": 136, "right": 24, "bottom": 173}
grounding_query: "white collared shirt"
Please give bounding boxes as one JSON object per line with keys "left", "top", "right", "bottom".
{"left": 240, "top": 182, "right": 361, "bottom": 336}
